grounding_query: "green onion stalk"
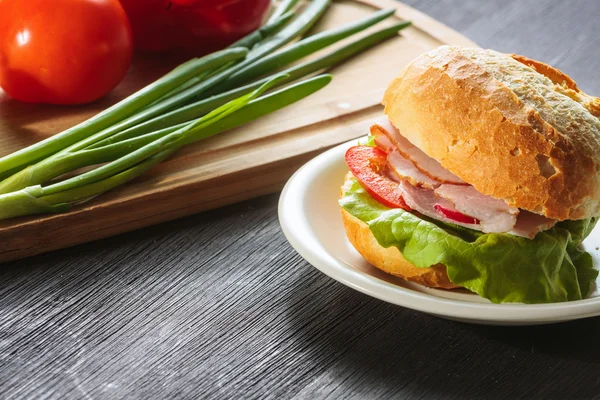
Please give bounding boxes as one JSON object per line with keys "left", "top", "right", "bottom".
{"left": 0, "top": 74, "right": 332, "bottom": 220}
{"left": 0, "top": 49, "right": 248, "bottom": 180}
{"left": 0, "top": 0, "right": 327, "bottom": 179}
{"left": 88, "top": 20, "right": 410, "bottom": 151}
{"left": 0, "top": 0, "right": 411, "bottom": 220}
{"left": 267, "top": 0, "right": 300, "bottom": 25}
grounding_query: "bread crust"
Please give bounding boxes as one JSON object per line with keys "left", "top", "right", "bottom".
{"left": 511, "top": 54, "right": 600, "bottom": 118}
{"left": 341, "top": 209, "right": 458, "bottom": 289}
{"left": 382, "top": 46, "right": 600, "bottom": 220}
{"left": 340, "top": 173, "right": 458, "bottom": 289}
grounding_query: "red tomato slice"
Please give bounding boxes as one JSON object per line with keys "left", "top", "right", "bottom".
{"left": 434, "top": 204, "right": 480, "bottom": 225}
{"left": 345, "top": 146, "right": 409, "bottom": 210}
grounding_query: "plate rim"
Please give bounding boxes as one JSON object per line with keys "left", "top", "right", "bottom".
{"left": 278, "top": 137, "right": 600, "bottom": 324}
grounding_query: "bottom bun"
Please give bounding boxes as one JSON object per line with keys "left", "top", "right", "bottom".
{"left": 340, "top": 178, "right": 459, "bottom": 289}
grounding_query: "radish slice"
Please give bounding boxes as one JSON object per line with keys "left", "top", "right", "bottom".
{"left": 434, "top": 204, "right": 480, "bottom": 225}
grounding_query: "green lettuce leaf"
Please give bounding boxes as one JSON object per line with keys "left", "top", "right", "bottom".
{"left": 358, "top": 134, "right": 376, "bottom": 147}
{"left": 340, "top": 177, "right": 598, "bottom": 304}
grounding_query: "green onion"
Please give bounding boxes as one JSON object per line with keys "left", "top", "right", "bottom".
{"left": 0, "top": 2, "right": 333, "bottom": 194}
{"left": 41, "top": 75, "right": 288, "bottom": 196}
{"left": 0, "top": 74, "right": 332, "bottom": 220}
{"left": 233, "top": 0, "right": 331, "bottom": 73}
{"left": 0, "top": 186, "right": 70, "bottom": 220}
{"left": 41, "top": 75, "right": 332, "bottom": 206}
{"left": 0, "top": 74, "right": 282, "bottom": 195}
{"left": 92, "top": 74, "right": 334, "bottom": 156}
{"left": 119, "top": 0, "right": 330, "bottom": 122}
{"left": 87, "top": 20, "right": 410, "bottom": 150}
{"left": 230, "top": 0, "right": 300, "bottom": 50}
{"left": 0, "top": 48, "right": 248, "bottom": 179}
{"left": 39, "top": 150, "right": 174, "bottom": 207}
{"left": 0, "top": 73, "right": 332, "bottom": 193}
{"left": 223, "top": 8, "right": 396, "bottom": 90}
{"left": 182, "top": 0, "right": 331, "bottom": 107}
{"left": 231, "top": 11, "right": 296, "bottom": 50}
{"left": 267, "top": 0, "right": 300, "bottom": 25}
{"left": 0, "top": 8, "right": 402, "bottom": 194}
{"left": 69, "top": 47, "right": 248, "bottom": 149}
{"left": 1, "top": 0, "right": 331, "bottom": 184}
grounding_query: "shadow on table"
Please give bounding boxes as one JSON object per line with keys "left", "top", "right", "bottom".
{"left": 467, "top": 318, "right": 600, "bottom": 361}
{"left": 283, "top": 279, "right": 600, "bottom": 399}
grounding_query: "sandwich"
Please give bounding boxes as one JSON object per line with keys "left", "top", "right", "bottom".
{"left": 339, "top": 45, "right": 600, "bottom": 304}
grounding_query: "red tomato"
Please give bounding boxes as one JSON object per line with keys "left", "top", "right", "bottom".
{"left": 0, "top": 0, "right": 133, "bottom": 105}
{"left": 345, "top": 146, "right": 409, "bottom": 210}
{"left": 119, "top": 0, "right": 271, "bottom": 54}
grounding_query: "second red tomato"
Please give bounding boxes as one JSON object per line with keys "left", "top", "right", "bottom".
{"left": 119, "top": 0, "right": 272, "bottom": 54}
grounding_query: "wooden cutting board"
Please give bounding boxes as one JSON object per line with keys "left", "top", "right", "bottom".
{"left": 0, "top": 0, "right": 477, "bottom": 263}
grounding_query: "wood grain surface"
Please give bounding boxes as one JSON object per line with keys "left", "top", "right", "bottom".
{"left": 0, "top": 0, "right": 475, "bottom": 263}
{"left": 2, "top": 0, "right": 600, "bottom": 399}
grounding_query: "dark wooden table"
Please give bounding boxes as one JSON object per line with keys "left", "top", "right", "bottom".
{"left": 2, "top": 1, "right": 600, "bottom": 399}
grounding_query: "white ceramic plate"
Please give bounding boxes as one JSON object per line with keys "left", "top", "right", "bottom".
{"left": 278, "top": 137, "right": 600, "bottom": 325}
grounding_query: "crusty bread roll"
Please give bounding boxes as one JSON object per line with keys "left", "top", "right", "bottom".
{"left": 340, "top": 174, "right": 458, "bottom": 289}
{"left": 382, "top": 46, "right": 600, "bottom": 220}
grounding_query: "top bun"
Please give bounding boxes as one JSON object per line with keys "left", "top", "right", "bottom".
{"left": 382, "top": 45, "right": 600, "bottom": 220}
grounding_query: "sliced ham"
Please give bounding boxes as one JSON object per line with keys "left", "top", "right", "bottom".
{"left": 387, "top": 150, "right": 440, "bottom": 189}
{"left": 397, "top": 180, "right": 480, "bottom": 229}
{"left": 510, "top": 211, "right": 557, "bottom": 239}
{"left": 434, "top": 184, "right": 519, "bottom": 233}
{"left": 360, "top": 118, "right": 557, "bottom": 238}
{"left": 373, "top": 133, "right": 394, "bottom": 152}
{"left": 371, "top": 120, "right": 466, "bottom": 185}
{"left": 398, "top": 182, "right": 556, "bottom": 238}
